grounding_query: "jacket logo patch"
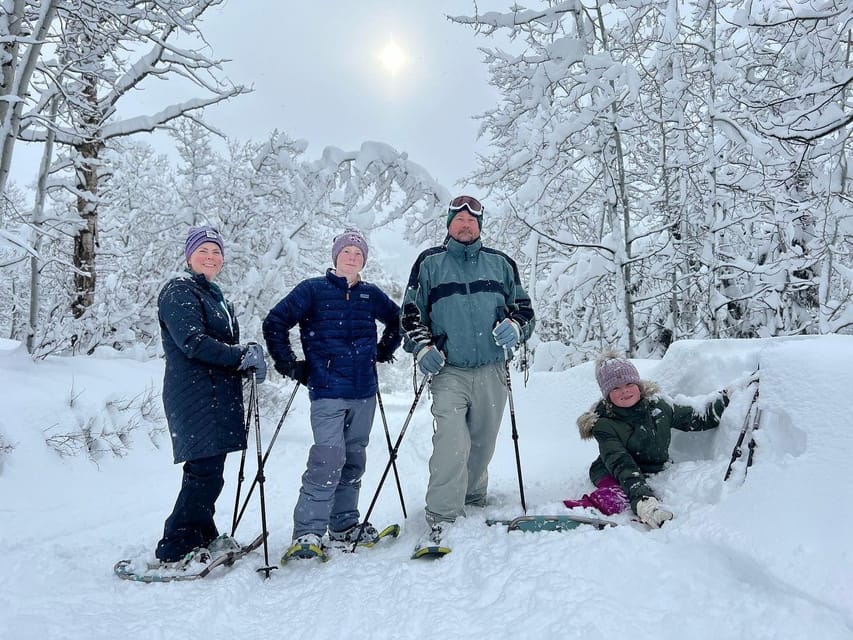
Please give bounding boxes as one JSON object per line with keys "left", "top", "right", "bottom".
{"left": 360, "top": 293, "right": 370, "bottom": 299}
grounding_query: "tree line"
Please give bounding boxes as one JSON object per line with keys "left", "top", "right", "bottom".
{"left": 457, "top": 0, "right": 852, "bottom": 365}
{"left": 1, "top": 1, "right": 851, "bottom": 367}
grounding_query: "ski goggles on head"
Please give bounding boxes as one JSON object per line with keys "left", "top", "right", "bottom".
{"left": 448, "top": 195, "right": 484, "bottom": 217}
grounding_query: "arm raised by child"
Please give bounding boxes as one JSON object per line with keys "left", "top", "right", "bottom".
{"left": 670, "top": 390, "right": 730, "bottom": 432}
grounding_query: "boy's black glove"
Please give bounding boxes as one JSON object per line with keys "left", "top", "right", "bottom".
{"left": 277, "top": 359, "right": 308, "bottom": 385}
{"left": 376, "top": 346, "right": 396, "bottom": 363}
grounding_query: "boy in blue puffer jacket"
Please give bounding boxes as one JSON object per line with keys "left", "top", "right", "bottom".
{"left": 263, "top": 229, "right": 401, "bottom": 562}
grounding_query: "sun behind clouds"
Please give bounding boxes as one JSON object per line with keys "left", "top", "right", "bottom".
{"left": 377, "top": 40, "right": 407, "bottom": 74}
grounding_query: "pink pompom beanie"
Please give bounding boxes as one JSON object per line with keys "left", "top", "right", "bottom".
{"left": 595, "top": 350, "right": 640, "bottom": 399}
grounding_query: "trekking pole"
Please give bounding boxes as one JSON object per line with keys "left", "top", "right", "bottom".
{"left": 232, "top": 382, "right": 301, "bottom": 534}
{"left": 352, "top": 374, "right": 429, "bottom": 551}
{"left": 745, "top": 405, "right": 762, "bottom": 471}
{"left": 376, "top": 386, "right": 407, "bottom": 519}
{"left": 231, "top": 377, "right": 257, "bottom": 535}
{"left": 249, "top": 371, "right": 277, "bottom": 579}
{"left": 744, "top": 367, "right": 761, "bottom": 473}
{"left": 724, "top": 380, "right": 760, "bottom": 481}
{"left": 505, "top": 348, "right": 527, "bottom": 514}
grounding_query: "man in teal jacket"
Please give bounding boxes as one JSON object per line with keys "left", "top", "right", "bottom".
{"left": 402, "top": 195, "right": 535, "bottom": 549}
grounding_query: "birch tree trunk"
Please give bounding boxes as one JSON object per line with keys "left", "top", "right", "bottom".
{"left": 594, "top": 5, "right": 636, "bottom": 353}
{"left": 26, "top": 93, "right": 58, "bottom": 352}
{"left": 0, "top": 0, "right": 58, "bottom": 196}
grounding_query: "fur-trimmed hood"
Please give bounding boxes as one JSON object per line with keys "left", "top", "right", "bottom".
{"left": 576, "top": 380, "right": 660, "bottom": 440}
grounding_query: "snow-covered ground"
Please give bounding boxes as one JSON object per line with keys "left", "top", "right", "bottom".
{"left": 2, "top": 335, "right": 851, "bottom": 640}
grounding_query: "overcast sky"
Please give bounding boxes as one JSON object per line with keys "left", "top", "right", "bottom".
{"left": 148, "top": 1, "right": 509, "bottom": 191}
{"left": 6, "top": 2, "right": 512, "bottom": 195}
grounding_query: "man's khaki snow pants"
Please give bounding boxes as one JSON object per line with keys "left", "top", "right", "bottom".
{"left": 425, "top": 362, "right": 508, "bottom": 525}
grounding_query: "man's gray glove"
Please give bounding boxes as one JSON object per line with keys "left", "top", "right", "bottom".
{"left": 492, "top": 318, "right": 521, "bottom": 349}
{"left": 636, "top": 497, "right": 673, "bottom": 529}
{"left": 238, "top": 342, "right": 267, "bottom": 384}
{"left": 416, "top": 345, "right": 445, "bottom": 376}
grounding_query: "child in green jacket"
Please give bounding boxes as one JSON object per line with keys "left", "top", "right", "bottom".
{"left": 564, "top": 350, "right": 729, "bottom": 528}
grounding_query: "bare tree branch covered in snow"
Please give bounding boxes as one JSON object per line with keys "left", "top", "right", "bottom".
{"left": 453, "top": 0, "right": 853, "bottom": 363}
{"left": 43, "top": 381, "right": 166, "bottom": 461}
{"left": 2, "top": 117, "right": 447, "bottom": 355}
{"left": 0, "top": 0, "right": 248, "bottom": 348}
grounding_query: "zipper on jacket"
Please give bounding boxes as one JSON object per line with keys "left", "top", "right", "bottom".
{"left": 465, "top": 280, "right": 482, "bottom": 363}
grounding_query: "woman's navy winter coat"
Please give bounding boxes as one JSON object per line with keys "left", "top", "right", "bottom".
{"left": 263, "top": 269, "right": 401, "bottom": 401}
{"left": 158, "top": 272, "right": 246, "bottom": 463}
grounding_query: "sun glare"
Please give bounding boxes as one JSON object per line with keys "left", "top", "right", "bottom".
{"left": 378, "top": 41, "right": 407, "bottom": 74}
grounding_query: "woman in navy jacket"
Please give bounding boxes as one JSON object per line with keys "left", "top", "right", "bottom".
{"left": 155, "top": 226, "right": 267, "bottom": 565}
{"left": 263, "top": 229, "right": 401, "bottom": 562}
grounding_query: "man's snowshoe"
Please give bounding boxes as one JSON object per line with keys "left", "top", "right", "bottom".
{"left": 411, "top": 524, "right": 451, "bottom": 560}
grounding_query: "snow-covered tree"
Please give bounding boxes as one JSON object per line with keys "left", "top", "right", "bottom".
{"left": 11, "top": 123, "right": 448, "bottom": 356}
{"left": 453, "top": 0, "right": 853, "bottom": 363}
